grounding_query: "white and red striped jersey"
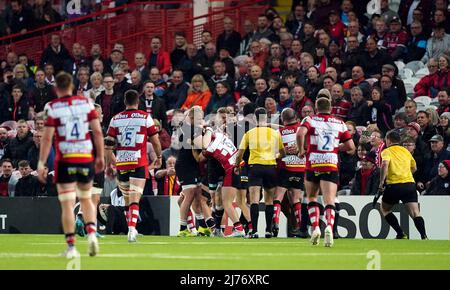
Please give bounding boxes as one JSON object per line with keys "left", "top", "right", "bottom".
{"left": 278, "top": 122, "right": 305, "bottom": 172}
{"left": 301, "top": 113, "right": 351, "bottom": 172}
{"left": 44, "top": 95, "right": 98, "bottom": 163}
{"left": 107, "top": 109, "right": 158, "bottom": 171}
{"left": 203, "top": 129, "right": 237, "bottom": 172}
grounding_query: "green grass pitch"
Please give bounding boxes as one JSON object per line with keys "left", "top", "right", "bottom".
{"left": 0, "top": 235, "right": 449, "bottom": 270}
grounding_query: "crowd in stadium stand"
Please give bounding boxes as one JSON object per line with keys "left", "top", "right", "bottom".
{"left": 1, "top": 0, "right": 450, "bottom": 198}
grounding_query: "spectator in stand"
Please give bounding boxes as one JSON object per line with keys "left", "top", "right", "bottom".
{"left": 404, "top": 99, "right": 417, "bottom": 123}
{"left": 86, "top": 72, "right": 104, "bottom": 101}
{"left": 393, "top": 112, "right": 408, "bottom": 134}
{"left": 437, "top": 112, "right": 450, "bottom": 149}
{"left": 341, "top": 36, "right": 363, "bottom": 80}
{"left": 414, "top": 58, "right": 440, "bottom": 97}
{"left": 73, "top": 66, "right": 91, "bottom": 98}
{"left": 197, "top": 30, "right": 213, "bottom": 57}
{"left": 343, "top": 66, "right": 371, "bottom": 98}
{"left": 92, "top": 59, "right": 105, "bottom": 75}
{"left": 238, "top": 64, "right": 262, "bottom": 100}
{"left": 347, "top": 86, "right": 370, "bottom": 126}
{"left": 339, "top": 0, "right": 353, "bottom": 26}
{"left": 346, "top": 20, "right": 365, "bottom": 44}
{"left": 170, "top": 32, "right": 187, "bottom": 70}
{"left": 422, "top": 24, "right": 450, "bottom": 63}
{"left": 163, "top": 70, "right": 188, "bottom": 110}
{"left": 12, "top": 63, "right": 33, "bottom": 93}
{"left": 326, "top": 10, "right": 346, "bottom": 44}
{"left": 251, "top": 14, "right": 274, "bottom": 42}
{"left": 252, "top": 78, "right": 271, "bottom": 107}
{"left": 130, "top": 70, "right": 142, "bottom": 93}
{"left": 367, "top": 86, "right": 394, "bottom": 135}
{"left": 87, "top": 44, "right": 104, "bottom": 69}
{"left": 66, "top": 42, "right": 89, "bottom": 76}
{"left": 277, "top": 85, "right": 292, "bottom": 112}
{"left": 119, "top": 59, "right": 131, "bottom": 84}
{"left": 285, "top": 4, "right": 307, "bottom": 40}
{"left": 3, "top": 85, "right": 30, "bottom": 121}
{"left": 113, "top": 67, "right": 132, "bottom": 96}
{"left": 240, "top": 19, "right": 255, "bottom": 56}
{"left": 433, "top": 9, "right": 450, "bottom": 34}
{"left": 155, "top": 155, "right": 182, "bottom": 196}
{"left": 361, "top": 37, "right": 394, "bottom": 79}
{"left": 148, "top": 36, "right": 171, "bottom": 78}
{"left": 380, "top": 0, "right": 400, "bottom": 24}
{"left": 351, "top": 151, "right": 380, "bottom": 195}
{"left": 437, "top": 87, "right": 450, "bottom": 115}
{"left": 405, "top": 21, "right": 428, "bottom": 63}
{"left": 2, "top": 119, "right": 33, "bottom": 168}
{"left": 40, "top": 34, "right": 71, "bottom": 73}
{"left": 0, "top": 127, "right": 9, "bottom": 160}
{"left": 134, "top": 52, "right": 149, "bottom": 82}
{"left": 0, "top": 159, "right": 18, "bottom": 197}
{"left": 138, "top": 80, "right": 168, "bottom": 132}
{"left": 399, "top": 0, "right": 431, "bottom": 29}
{"left": 216, "top": 17, "right": 241, "bottom": 58}
{"left": 95, "top": 74, "right": 124, "bottom": 132}
{"left": 322, "top": 75, "right": 336, "bottom": 92}
{"left": 181, "top": 74, "right": 211, "bottom": 111}
{"left": 304, "top": 66, "right": 322, "bottom": 102}
{"left": 7, "top": 0, "right": 34, "bottom": 35}
{"left": 424, "top": 160, "right": 450, "bottom": 195}
{"left": 30, "top": 69, "right": 56, "bottom": 113}
{"left": 193, "top": 42, "right": 216, "bottom": 80}
{"left": 207, "top": 60, "right": 234, "bottom": 95}
{"left": 417, "top": 110, "right": 439, "bottom": 144}
{"left": 205, "top": 82, "right": 235, "bottom": 115}
{"left": 14, "top": 160, "right": 40, "bottom": 197}
{"left": 301, "top": 105, "right": 315, "bottom": 119}
{"left": 34, "top": 112, "right": 45, "bottom": 132}
{"left": 383, "top": 17, "right": 408, "bottom": 61}
{"left": 290, "top": 84, "right": 313, "bottom": 117}
{"left": 18, "top": 53, "right": 37, "bottom": 79}
{"left": 105, "top": 48, "right": 123, "bottom": 75}
{"left": 249, "top": 41, "right": 268, "bottom": 70}
{"left": 371, "top": 19, "right": 388, "bottom": 49}
{"left": 301, "top": 21, "right": 318, "bottom": 55}
{"left": 331, "top": 84, "right": 351, "bottom": 121}
{"left": 148, "top": 67, "right": 168, "bottom": 97}
{"left": 423, "top": 134, "right": 450, "bottom": 184}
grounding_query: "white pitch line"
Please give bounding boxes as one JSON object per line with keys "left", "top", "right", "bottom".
{"left": 1, "top": 252, "right": 450, "bottom": 259}
{"left": 29, "top": 241, "right": 313, "bottom": 246}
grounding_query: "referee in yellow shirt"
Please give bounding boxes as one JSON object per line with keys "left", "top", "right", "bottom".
{"left": 379, "top": 130, "right": 427, "bottom": 239}
{"left": 235, "top": 108, "right": 286, "bottom": 238}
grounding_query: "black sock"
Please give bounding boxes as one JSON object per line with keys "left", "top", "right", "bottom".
{"left": 198, "top": 218, "right": 207, "bottom": 228}
{"left": 239, "top": 212, "right": 248, "bottom": 226}
{"left": 250, "top": 203, "right": 259, "bottom": 232}
{"left": 334, "top": 203, "right": 340, "bottom": 233}
{"left": 265, "top": 204, "right": 274, "bottom": 232}
{"left": 180, "top": 224, "right": 187, "bottom": 231}
{"left": 385, "top": 212, "right": 404, "bottom": 236}
{"left": 300, "top": 203, "right": 308, "bottom": 231}
{"left": 413, "top": 216, "right": 427, "bottom": 238}
{"left": 214, "top": 208, "right": 224, "bottom": 228}
{"left": 206, "top": 217, "right": 216, "bottom": 230}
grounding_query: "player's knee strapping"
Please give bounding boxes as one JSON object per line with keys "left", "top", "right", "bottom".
{"left": 129, "top": 183, "right": 144, "bottom": 195}
{"left": 58, "top": 189, "right": 76, "bottom": 202}
{"left": 118, "top": 181, "right": 130, "bottom": 196}
{"left": 76, "top": 188, "right": 92, "bottom": 199}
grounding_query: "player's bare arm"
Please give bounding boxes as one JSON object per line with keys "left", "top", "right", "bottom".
{"left": 149, "top": 133, "right": 162, "bottom": 169}
{"left": 379, "top": 160, "right": 390, "bottom": 189}
{"left": 296, "top": 126, "right": 307, "bottom": 158}
{"left": 37, "top": 125, "right": 56, "bottom": 183}
{"left": 234, "top": 149, "right": 245, "bottom": 175}
{"left": 89, "top": 118, "right": 105, "bottom": 174}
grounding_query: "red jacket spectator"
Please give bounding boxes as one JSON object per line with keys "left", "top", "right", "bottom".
{"left": 332, "top": 99, "right": 351, "bottom": 121}
{"left": 326, "top": 11, "right": 347, "bottom": 43}
{"left": 414, "top": 70, "right": 450, "bottom": 97}
{"left": 148, "top": 36, "right": 172, "bottom": 76}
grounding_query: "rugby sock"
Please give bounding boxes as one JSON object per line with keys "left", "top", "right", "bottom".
{"left": 307, "top": 202, "right": 321, "bottom": 230}
{"left": 413, "top": 217, "right": 427, "bottom": 239}
{"left": 385, "top": 212, "right": 404, "bottom": 236}
{"left": 128, "top": 203, "right": 139, "bottom": 229}
{"left": 324, "top": 205, "right": 336, "bottom": 228}
{"left": 206, "top": 217, "right": 216, "bottom": 230}
{"left": 180, "top": 220, "right": 187, "bottom": 231}
{"left": 233, "top": 222, "right": 244, "bottom": 232}
{"left": 250, "top": 203, "right": 259, "bottom": 232}
{"left": 334, "top": 202, "right": 340, "bottom": 234}
{"left": 187, "top": 210, "right": 195, "bottom": 231}
{"left": 300, "top": 203, "right": 309, "bottom": 232}
{"left": 195, "top": 214, "right": 207, "bottom": 228}
{"left": 265, "top": 205, "right": 274, "bottom": 232}
{"left": 214, "top": 206, "right": 224, "bottom": 229}
{"left": 65, "top": 233, "right": 76, "bottom": 247}
{"left": 293, "top": 202, "right": 302, "bottom": 228}
{"left": 273, "top": 200, "right": 281, "bottom": 225}
{"left": 85, "top": 222, "right": 97, "bottom": 235}
{"left": 239, "top": 212, "right": 248, "bottom": 226}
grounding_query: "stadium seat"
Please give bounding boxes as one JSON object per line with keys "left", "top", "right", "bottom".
{"left": 403, "top": 80, "right": 415, "bottom": 95}
{"left": 1, "top": 121, "right": 18, "bottom": 131}
{"left": 414, "top": 96, "right": 432, "bottom": 107}
{"left": 431, "top": 97, "right": 439, "bottom": 107}
{"left": 426, "top": 105, "right": 438, "bottom": 111}
{"left": 399, "top": 68, "right": 414, "bottom": 80}
{"left": 414, "top": 67, "right": 429, "bottom": 78}
{"left": 398, "top": 106, "right": 405, "bottom": 113}
{"left": 405, "top": 60, "right": 425, "bottom": 73}
{"left": 394, "top": 60, "right": 405, "bottom": 71}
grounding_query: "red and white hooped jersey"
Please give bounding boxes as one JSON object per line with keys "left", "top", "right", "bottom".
{"left": 301, "top": 114, "right": 351, "bottom": 172}
{"left": 107, "top": 109, "right": 158, "bottom": 171}
{"left": 278, "top": 122, "right": 305, "bottom": 172}
{"left": 203, "top": 129, "right": 237, "bottom": 172}
{"left": 44, "top": 95, "right": 98, "bottom": 163}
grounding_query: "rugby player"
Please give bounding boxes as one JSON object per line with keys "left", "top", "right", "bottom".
{"left": 105, "top": 90, "right": 162, "bottom": 243}
{"left": 297, "top": 97, "right": 355, "bottom": 247}
{"left": 38, "top": 72, "right": 104, "bottom": 258}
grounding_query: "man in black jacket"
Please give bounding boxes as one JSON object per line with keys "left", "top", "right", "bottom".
{"left": 2, "top": 120, "right": 34, "bottom": 168}
{"left": 425, "top": 160, "right": 450, "bottom": 195}
{"left": 39, "top": 34, "right": 71, "bottom": 73}
{"left": 216, "top": 17, "right": 242, "bottom": 57}
{"left": 95, "top": 74, "right": 124, "bottom": 133}
{"left": 163, "top": 70, "right": 189, "bottom": 110}
{"left": 30, "top": 69, "right": 56, "bottom": 113}
{"left": 138, "top": 81, "right": 168, "bottom": 132}
{"left": 0, "top": 127, "right": 9, "bottom": 160}
{"left": 14, "top": 160, "right": 40, "bottom": 197}
{"left": 405, "top": 21, "right": 428, "bottom": 63}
